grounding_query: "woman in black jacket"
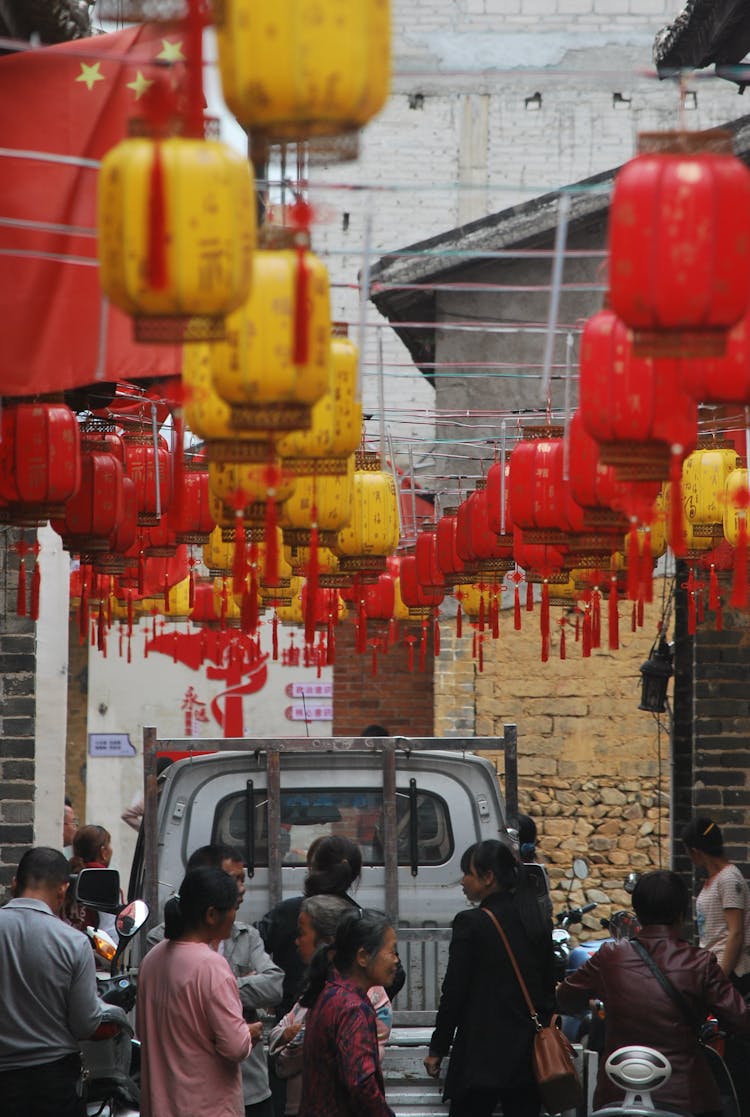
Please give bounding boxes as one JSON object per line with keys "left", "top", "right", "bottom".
{"left": 424, "top": 839, "right": 555, "bottom": 1117}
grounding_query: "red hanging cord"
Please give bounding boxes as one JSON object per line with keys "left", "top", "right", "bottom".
{"left": 272, "top": 612, "right": 279, "bottom": 660}
{"left": 559, "top": 618, "right": 566, "bottom": 661}
{"left": 626, "top": 522, "right": 639, "bottom": 601}
{"left": 540, "top": 581, "right": 550, "bottom": 663}
{"left": 640, "top": 529, "right": 653, "bottom": 604}
{"left": 30, "top": 548, "right": 41, "bottom": 621}
{"left": 608, "top": 575, "right": 619, "bottom": 651}
{"left": 669, "top": 445, "right": 686, "bottom": 558}
{"left": 591, "top": 588, "right": 601, "bottom": 650}
{"left": 456, "top": 599, "right": 463, "bottom": 639}
{"left": 16, "top": 554, "right": 27, "bottom": 617}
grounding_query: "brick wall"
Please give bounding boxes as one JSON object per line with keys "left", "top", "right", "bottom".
{"left": 0, "top": 527, "right": 37, "bottom": 898}
{"left": 436, "top": 583, "right": 671, "bottom": 929}
{"left": 673, "top": 565, "right": 750, "bottom": 890}
{"left": 333, "top": 618, "right": 435, "bottom": 737}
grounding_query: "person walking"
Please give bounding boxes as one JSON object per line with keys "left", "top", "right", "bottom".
{"left": 0, "top": 847, "right": 104, "bottom": 1117}
{"left": 298, "top": 909, "right": 398, "bottom": 1117}
{"left": 137, "top": 866, "right": 258, "bottom": 1117}
{"left": 557, "top": 869, "right": 750, "bottom": 1117}
{"left": 423, "top": 839, "right": 555, "bottom": 1117}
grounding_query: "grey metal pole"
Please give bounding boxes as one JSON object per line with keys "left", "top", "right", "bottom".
{"left": 382, "top": 741, "right": 399, "bottom": 924}
{"left": 143, "top": 726, "right": 159, "bottom": 927}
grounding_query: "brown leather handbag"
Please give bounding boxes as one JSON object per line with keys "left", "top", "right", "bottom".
{"left": 484, "top": 907, "right": 583, "bottom": 1115}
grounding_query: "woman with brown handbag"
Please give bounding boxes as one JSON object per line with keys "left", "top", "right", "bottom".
{"left": 424, "top": 839, "right": 555, "bottom": 1117}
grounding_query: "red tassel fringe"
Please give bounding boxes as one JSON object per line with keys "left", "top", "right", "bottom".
{"left": 293, "top": 244, "right": 310, "bottom": 365}
{"left": 669, "top": 447, "right": 686, "bottom": 558}
{"left": 731, "top": 519, "right": 748, "bottom": 608}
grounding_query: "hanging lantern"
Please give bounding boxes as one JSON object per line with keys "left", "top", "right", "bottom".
{"left": 0, "top": 402, "right": 81, "bottom": 526}
{"left": 682, "top": 439, "right": 740, "bottom": 545}
{"left": 399, "top": 553, "right": 444, "bottom": 614}
{"left": 169, "top": 457, "right": 215, "bottom": 545}
{"left": 98, "top": 135, "right": 255, "bottom": 343}
{"left": 90, "top": 475, "right": 140, "bottom": 576}
{"left": 210, "top": 239, "right": 332, "bottom": 432}
{"left": 51, "top": 449, "right": 125, "bottom": 554}
{"left": 278, "top": 322, "right": 361, "bottom": 469}
{"left": 280, "top": 457, "right": 355, "bottom": 547}
{"left": 683, "top": 307, "right": 750, "bottom": 405}
{"left": 121, "top": 430, "right": 173, "bottom": 526}
{"left": 334, "top": 451, "right": 400, "bottom": 577}
{"left": 215, "top": 0, "right": 391, "bottom": 154}
{"left": 455, "top": 485, "right": 514, "bottom": 579}
{"left": 509, "top": 429, "right": 587, "bottom": 544}
{"left": 415, "top": 527, "right": 446, "bottom": 591}
{"left": 435, "top": 509, "right": 467, "bottom": 586}
{"left": 608, "top": 130, "right": 750, "bottom": 358}
{"left": 203, "top": 525, "right": 235, "bottom": 577}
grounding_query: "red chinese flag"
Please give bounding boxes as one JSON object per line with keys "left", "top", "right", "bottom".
{"left": 0, "top": 24, "right": 184, "bottom": 396}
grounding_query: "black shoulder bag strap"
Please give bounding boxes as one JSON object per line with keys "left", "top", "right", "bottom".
{"left": 630, "top": 939, "right": 700, "bottom": 1029}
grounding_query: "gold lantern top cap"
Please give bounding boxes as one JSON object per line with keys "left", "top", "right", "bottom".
{"left": 258, "top": 224, "right": 311, "bottom": 251}
{"left": 520, "top": 424, "right": 564, "bottom": 440}
{"left": 332, "top": 322, "right": 349, "bottom": 338}
{"left": 355, "top": 451, "right": 382, "bottom": 472}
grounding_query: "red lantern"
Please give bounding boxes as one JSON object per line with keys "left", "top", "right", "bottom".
{"left": 683, "top": 307, "right": 750, "bottom": 405}
{"left": 399, "top": 554, "right": 444, "bottom": 610}
{"left": 122, "top": 430, "right": 173, "bottom": 526}
{"left": 435, "top": 511, "right": 467, "bottom": 584}
{"left": 509, "top": 431, "right": 586, "bottom": 544}
{"left": 455, "top": 486, "right": 513, "bottom": 576}
{"left": 580, "top": 308, "right": 698, "bottom": 481}
{"left": 169, "top": 459, "right": 214, "bottom": 545}
{"left": 415, "top": 528, "right": 445, "bottom": 591}
{"left": 90, "top": 475, "right": 139, "bottom": 575}
{"left": 608, "top": 130, "right": 750, "bottom": 357}
{"left": 0, "top": 403, "right": 81, "bottom": 524}
{"left": 51, "top": 450, "right": 125, "bottom": 553}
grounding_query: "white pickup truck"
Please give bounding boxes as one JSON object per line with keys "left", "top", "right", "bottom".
{"left": 130, "top": 727, "right": 572, "bottom": 1115}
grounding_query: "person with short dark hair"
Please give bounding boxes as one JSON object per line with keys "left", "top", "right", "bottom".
{"left": 137, "top": 867, "right": 257, "bottom": 1117}
{"left": 557, "top": 868, "right": 750, "bottom": 1116}
{"left": 298, "top": 909, "right": 398, "bottom": 1117}
{"left": 0, "top": 846, "right": 104, "bottom": 1117}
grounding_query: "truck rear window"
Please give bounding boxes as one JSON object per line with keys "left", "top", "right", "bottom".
{"left": 212, "top": 788, "right": 453, "bottom": 867}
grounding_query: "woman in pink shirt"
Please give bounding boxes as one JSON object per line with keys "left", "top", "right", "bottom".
{"left": 137, "top": 867, "right": 258, "bottom": 1117}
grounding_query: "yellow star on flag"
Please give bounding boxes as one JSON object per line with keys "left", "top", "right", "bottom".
{"left": 126, "top": 70, "right": 154, "bottom": 100}
{"left": 76, "top": 61, "right": 105, "bottom": 91}
{"left": 157, "top": 39, "right": 185, "bottom": 62}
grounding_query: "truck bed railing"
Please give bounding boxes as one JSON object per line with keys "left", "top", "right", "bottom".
{"left": 142, "top": 727, "right": 519, "bottom": 929}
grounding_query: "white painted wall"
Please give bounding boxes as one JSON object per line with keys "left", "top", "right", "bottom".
{"left": 34, "top": 524, "right": 71, "bottom": 848}
{"left": 85, "top": 615, "right": 332, "bottom": 874}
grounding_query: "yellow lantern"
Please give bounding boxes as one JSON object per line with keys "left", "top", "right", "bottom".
{"left": 278, "top": 324, "right": 361, "bottom": 470}
{"left": 280, "top": 457, "right": 355, "bottom": 547}
{"left": 274, "top": 576, "right": 306, "bottom": 625}
{"left": 212, "top": 576, "right": 242, "bottom": 625}
{"left": 98, "top": 137, "right": 255, "bottom": 342}
{"left": 209, "top": 455, "right": 296, "bottom": 510}
{"left": 210, "top": 242, "right": 331, "bottom": 432}
{"left": 683, "top": 442, "right": 740, "bottom": 540}
{"left": 724, "top": 467, "right": 750, "bottom": 547}
{"left": 215, "top": 0, "right": 391, "bottom": 145}
{"left": 335, "top": 451, "right": 400, "bottom": 575}
{"left": 164, "top": 576, "right": 193, "bottom": 621}
{"left": 203, "top": 525, "right": 234, "bottom": 576}
{"left": 285, "top": 543, "right": 341, "bottom": 578}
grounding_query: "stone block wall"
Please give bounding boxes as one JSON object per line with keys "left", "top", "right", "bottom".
{"left": 435, "top": 582, "right": 671, "bottom": 934}
{"left": 0, "top": 527, "right": 37, "bottom": 898}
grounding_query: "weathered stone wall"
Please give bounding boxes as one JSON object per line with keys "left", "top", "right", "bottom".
{"left": 0, "top": 528, "right": 37, "bottom": 899}
{"left": 435, "top": 581, "right": 671, "bottom": 936}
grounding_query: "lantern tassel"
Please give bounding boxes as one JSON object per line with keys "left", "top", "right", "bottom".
{"left": 525, "top": 580, "right": 534, "bottom": 612}
{"left": 560, "top": 619, "right": 566, "bottom": 661}
{"left": 731, "top": 517, "right": 748, "bottom": 609}
{"left": 514, "top": 583, "right": 522, "bottom": 630}
{"left": 419, "top": 617, "right": 428, "bottom": 672}
{"left": 456, "top": 600, "right": 463, "bottom": 639}
{"left": 627, "top": 523, "right": 639, "bottom": 601}
{"left": 79, "top": 575, "right": 89, "bottom": 643}
{"left": 591, "top": 588, "right": 601, "bottom": 650}
{"left": 490, "top": 590, "right": 499, "bottom": 640}
{"left": 189, "top": 567, "right": 196, "bottom": 609}
{"left": 293, "top": 242, "right": 310, "bottom": 365}
{"left": 478, "top": 633, "right": 484, "bottom": 673}
{"left": 540, "top": 581, "right": 550, "bottom": 663}
{"left": 127, "top": 590, "right": 134, "bottom": 637}
{"left": 97, "top": 602, "right": 106, "bottom": 653}
{"left": 327, "top": 614, "right": 336, "bottom": 665}
{"left": 232, "top": 511, "right": 247, "bottom": 586}
{"left": 709, "top": 564, "right": 720, "bottom": 612}
{"left": 305, "top": 515, "right": 319, "bottom": 646}
{"left": 163, "top": 573, "right": 171, "bottom": 614}
{"left": 478, "top": 589, "right": 485, "bottom": 633}
{"left": 272, "top": 612, "right": 279, "bottom": 660}
{"left": 433, "top": 612, "right": 441, "bottom": 657}
{"left": 30, "top": 555, "right": 41, "bottom": 622}
{"left": 138, "top": 548, "right": 145, "bottom": 596}
{"left": 147, "top": 139, "right": 168, "bottom": 290}
{"left": 356, "top": 588, "right": 368, "bottom": 656}
{"left": 608, "top": 576, "right": 619, "bottom": 651}
{"left": 640, "top": 529, "right": 653, "bottom": 604}
{"left": 716, "top": 594, "right": 723, "bottom": 631}
{"left": 582, "top": 608, "right": 592, "bottom": 658}
{"left": 669, "top": 446, "right": 686, "bottom": 558}
{"left": 264, "top": 461, "right": 280, "bottom": 585}
{"left": 631, "top": 602, "right": 637, "bottom": 632}
{"left": 16, "top": 556, "right": 27, "bottom": 617}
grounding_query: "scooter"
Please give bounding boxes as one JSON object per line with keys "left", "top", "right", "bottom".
{"left": 591, "top": 1045, "right": 687, "bottom": 1116}
{"left": 74, "top": 868, "right": 150, "bottom": 1116}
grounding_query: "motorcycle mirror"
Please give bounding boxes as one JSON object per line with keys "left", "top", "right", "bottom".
{"left": 572, "top": 857, "right": 589, "bottom": 881}
{"left": 74, "top": 867, "right": 121, "bottom": 913}
{"left": 624, "top": 870, "right": 640, "bottom": 894}
{"left": 115, "top": 898, "right": 149, "bottom": 940}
